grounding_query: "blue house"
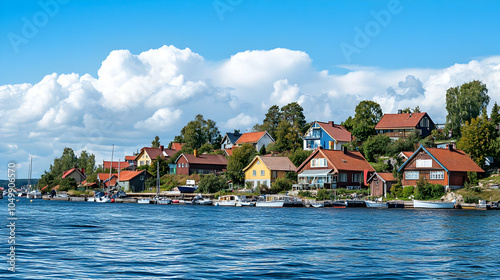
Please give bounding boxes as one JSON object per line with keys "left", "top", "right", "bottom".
{"left": 220, "top": 130, "right": 243, "bottom": 150}
{"left": 303, "top": 121, "right": 353, "bottom": 151}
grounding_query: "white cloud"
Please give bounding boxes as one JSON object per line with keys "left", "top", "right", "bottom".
{"left": 224, "top": 113, "right": 259, "bottom": 130}
{"left": 2, "top": 45, "right": 500, "bottom": 179}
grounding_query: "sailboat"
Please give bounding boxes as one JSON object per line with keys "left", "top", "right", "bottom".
{"left": 154, "top": 164, "right": 170, "bottom": 204}
{"left": 97, "top": 145, "right": 114, "bottom": 203}
{"left": 27, "top": 156, "right": 41, "bottom": 199}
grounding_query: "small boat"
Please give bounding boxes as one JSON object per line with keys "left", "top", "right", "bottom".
{"left": 215, "top": 195, "right": 240, "bottom": 206}
{"left": 365, "top": 200, "right": 388, "bottom": 208}
{"left": 196, "top": 198, "right": 213, "bottom": 205}
{"left": 413, "top": 200, "right": 455, "bottom": 209}
{"left": 256, "top": 195, "right": 284, "bottom": 207}
{"left": 331, "top": 200, "right": 348, "bottom": 209}
{"left": 87, "top": 197, "right": 95, "bottom": 202}
{"left": 237, "top": 196, "right": 255, "bottom": 207}
{"left": 310, "top": 202, "right": 324, "bottom": 208}
{"left": 487, "top": 201, "right": 500, "bottom": 210}
{"left": 156, "top": 197, "right": 172, "bottom": 204}
{"left": 95, "top": 195, "right": 111, "bottom": 203}
{"left": 177, "top": 180, "right": 198, "bottom": 193}
{"left": 137, "top": 199, "right": 151, "bottom": 204}
{"left": 28, "top": 190, "right": 42, "bottom": 199}
{"left": 172, "top": 199, "right": 180, "bottom": 204}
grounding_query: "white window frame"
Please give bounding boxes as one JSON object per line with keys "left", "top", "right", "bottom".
{"left": 430, "top": 171, "right": 444, "bottom": 180}
{"left": 252, "top": 170, "right": 256, "bottom": 177}
{"left": 261, "top": 170, "right": 265, "bottom": 176}
{"left": 311, "top": 159, "right": 316, "bottom": 167}
{"left": 405, "top": 171, "right": 419, "bottom": 180}
{"left": 416, "top": 159, "right": 432, "bottom": 168}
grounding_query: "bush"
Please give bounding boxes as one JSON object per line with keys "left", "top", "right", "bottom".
{"left": 414, "top": 178, "right": 444, "bottom": 200}
{"left": 402, "top": 186, "right": 414, "bottom": 199}
{"left": 316, "top": 189, "right": 334, "bottom": 201}
{"left": 197, "top": 174, "right": 226, "bottom": 193}
{"left": 390, "top": 183, "right": 403, "bottom": 198}
{"left": 270, "top": 178, "right": 293, "bottom": 193}
{"left": 298, "top": 190, "right": 313, "bottom": 198}
{"left": 464, "top": 196, "right": 481, "bottom": 204}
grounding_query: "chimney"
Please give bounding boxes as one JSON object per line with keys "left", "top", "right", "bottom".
{"left": 398, "top": 109, "right": 402, "bottom": 114}
{"left": 342, "top": 146, "right": 347, "bottom": 154}
{"left": 160, "top": 145, "right": 164, "bottom": 151}
{"left": 81, "top": 168, "right": 85, "bottom": 175}
{"left": 329, "top": 121, "right": 334, "bottom": 126}
{"left": 194, "top": 149, "right": 199, "bottom": 157}
{"left": 448, "top": 144, "right": 454, "bottom": 151}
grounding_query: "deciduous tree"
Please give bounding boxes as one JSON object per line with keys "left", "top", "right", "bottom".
{"left": 457, "top": 110, "right": 495, "bottom": 168}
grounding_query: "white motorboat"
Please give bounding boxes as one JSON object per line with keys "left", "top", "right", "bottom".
{"left": 137, "top": 199, "right": 151, "bottom": 204}
{"left": 365, "top": 200, "right": 389, "bottom": 208}
{"left": 155, "top": 197, "right": 172, "bottom": 204}
{"left": 215, "top": 195, "right": 240, "bottom": 206}
{"left": 96, "top": 195, "right": 111, "bottom": 203}
{"left": 413, "top": 200, "right": 455, "bottom": 209}
{"left": 310, "top": 202, "right": 324, "bottom": 208}
{"left": 256, "top": 195, "right": 285, "bottom": 208}
{"left": 196, "top": 198, "right": 213, "bottom": 205}
{"left": 27, "top": 190, "right": 42, "bottom": 199}
{"left": 87, "top": 197, "right": 95, "bottom": 202}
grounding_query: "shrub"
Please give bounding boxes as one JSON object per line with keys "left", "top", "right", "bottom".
{"left": 197, "top": 174, "right": 226, "bottom": 193}
{"left": 298, "top": 190, "right": 313, "bottom": 198}
{"left": 316, "top": 189, "right": 334, "bottom": 201}
{"left": 464, "top": 196, "right": 480, "bottom": 204}
{"left": 414, "top": 178, "right": 444, "bottom": 200}
{"left": 402, "top": 186, "right": 414, "bottom": 199}
{"left": 390, "top": 182, "right": 403, "bottom": 198}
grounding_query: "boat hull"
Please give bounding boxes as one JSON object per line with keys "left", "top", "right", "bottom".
{"left": 365, "top": 201, "right": 388, "bottom": 208}
{"left": 138, "top": 199, "right": 151, "bottom": 204}
{"left": 413, "top": 200, "right": 455, "bottom": 209}
{"left": 177, "top": 186, "right": 197, "bottom": 193}
{"left": 215, "top": 201, "right": 236, "bottom": 206}
{"left": 255, "top": 201, "right": 284, "bottom": 207}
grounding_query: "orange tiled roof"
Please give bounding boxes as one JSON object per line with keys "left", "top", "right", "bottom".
{"left": 297, "top": 148, "right": 375, "bottom": 173}
{"left": 171, "top": 142, "right": 185, "bottom": 151}
{"left": 316, "top": 121, "right": 352, "bottom": 142}
{"left": 62, "top": 168, "right": 85, "bottom": 179}
{"left": 118, "top": 170, "right": 148, "bottom": 181}
{"left": 244, "top": 156, "right": 296, "bottom": 172}
{"left": 235, "top": 132, "right": 267, "bottom": 144}
{"left": 378, "top": 172, "right": 396, "bottom": 182}
{"left": 375, "top": 112, "right": 427, "bottom": 130}
{"left": 421, "top": 147, "right": 484, "bottom": 173}
{"left": 224, "top": 148, "right": 234, "bottom": 156}
{"left": 125, "top": 156, "right": 136, "bottom": 161}
{"left": 103, "top": 161, "right": 130, "bottom": 170}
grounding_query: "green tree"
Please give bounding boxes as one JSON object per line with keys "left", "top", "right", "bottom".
{"left": 270, "top": 177, "right": 293, "bottom": 193}
{"left": 362, "top": 134, "right": 391, "bottom": 162}
{"left": 149, "top": 155, "right": 169, "bottom": 178}
{"left": 491, "top": 102, "right": 500, "bottom": 128}
{"left": 445, "top": 80, "right": 489, "bottom": 138}
{"left": 274, "top": 120, "right": 302, "bottom": 152}
{"left": 197, "top": 174, "right": 227, "bottom": 193}
{"left": 78, "top": 151, "right": 96, "bottom": 176}
{"left": 281, "top": 102, "right": 307, "bottom": 133}
{"left": 199, "top": 143, "right": 214, "bottom": 154}
{"left": 259, "top": 145, "right": 267, "bottom": 155}
{"left": 288, "top": 149, "right": 312, "bottom": 167}
{"left": 175, "top": 114, "right": 222, "bottom": 149}
{"left": 343, "top": 100, "right": 383, "bottom": 141}
{"left": 457, "top": 111, "right": 495, "bottom": 168}
{"left": 151, "top": 135, "right": 161, "bottom": 148}
{"left": 226, "top": 143, "right": 257, "bottom": 184}
{"left": 259, "top": 105, "right": 282, "bottom": 139}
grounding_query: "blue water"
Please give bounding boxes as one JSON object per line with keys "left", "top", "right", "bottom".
{"left": 1, "top": 199, "right": 499, "bottom": 279}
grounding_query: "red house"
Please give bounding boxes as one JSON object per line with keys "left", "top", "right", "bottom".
{"left": 398, "top": 145, "right": 484, "bottom": 190}
{"left": 296, "top": 147, "right": 375, "bottom": 190}
{"left": 375, "top": 111, "right": 435, "bottom": 139}
{"left": 175, "top": 152, "right": 228, "bottom": 175}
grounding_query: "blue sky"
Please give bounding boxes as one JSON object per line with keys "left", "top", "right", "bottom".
{"left": 1, "top": 0, "right": 500, "bottom": 179}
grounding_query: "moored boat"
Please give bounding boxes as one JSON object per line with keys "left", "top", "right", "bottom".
{"left": 413, "top": 200, "right": 455, "bottom": 209}
{"left": 137, "top": 199, "right": 151, "bottom": 204}
{"left": 177, "top": 180, "right": 198, "bottom": 193}
{"left": 310, "top": 202, "right": 324, "bottom": 208}
{"left": 331, "top": 200, "right": 347, "bottom": 208}
{"left": 365, "top": 200, "right": 388, "bottom": 208}
{"left": 215, "top": 195, "right": 239, "bottom": 206}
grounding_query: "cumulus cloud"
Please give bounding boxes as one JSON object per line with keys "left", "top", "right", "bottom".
{"left": 2, "top": 45, "right": 500, "bottom": 179}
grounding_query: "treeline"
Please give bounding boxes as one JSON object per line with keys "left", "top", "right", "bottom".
{"left": 0, "top": 179, "right": 39, "bottom": 190}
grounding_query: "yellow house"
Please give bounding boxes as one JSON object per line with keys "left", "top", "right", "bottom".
{"left": 243, "top": 156, "right": 297, "bottom": 188}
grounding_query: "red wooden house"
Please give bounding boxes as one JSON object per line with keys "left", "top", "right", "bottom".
{"left": 398, "top": 145, "right": 484, "bottom": 190}
{"left": 296, "top": 147, "right": 375, "bottom": 190}
{"left": 175, "top": 152, "right": 228, "bottom": 175}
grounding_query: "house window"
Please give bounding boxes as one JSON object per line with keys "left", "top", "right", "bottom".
{"left": 405, "top": 171, "right": 419, "bottom": 180}
{"left": 257, "top": 161, "right": 260, "bottom": 165}
{"left": 352, "top": 173, "right": 361, "bottom": 182}
{"left": 140, "top": 176, "right": 144, "bottom": 180}
{"left": 311, "top": 158, "right": 327, "bottom": 168}
{"left": 430, "top": 171, "right": 444, "bottom": 180}
{"left": 339, "top": 173, "right": 347, "bottom": 182}
{"left": 261, "top": 170, "right": 265, "bottom": 176}
{"left": 311, "top": 160, "right": 315, "bottom": 167}
{"left": 416, "top": 159, "right": 432, "bottom": 168}
{"left": 140, "top": 161, "right": 144, "bottom": 166}
{"left": 146, "top": 160, "right": 150, "bottom": 165}
{"left": 252, "top": 170, "right": 256, "bottom": 177}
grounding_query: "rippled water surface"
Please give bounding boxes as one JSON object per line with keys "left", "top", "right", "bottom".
{"left": 1, "top": 199, "right": 499, "bottom": 279}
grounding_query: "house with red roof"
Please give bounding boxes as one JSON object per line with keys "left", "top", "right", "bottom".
{"left": 175, "top": 152, "right": 228, "bottom": 175}
{"left": 235, "top": 131, "right": 274, "bottom": 151}
{"left": 124, "top": 155, "right": 137, "bottom": 167}
{"left": 375, "top": 111, "right": 435, "bottom": 139}
{"left": 103, "top": 161, "right": 130, "bottom": 171}
{"left": 296, "top": 147, "right": 375, "bottom": 190}
{"left": 243, "top": 155, "right": 297, "bottom": 188}
{"left": 303, "top": 121, "right": 353, "bottom": 150}
{"left": 367, "top": 172, "right": 397, "bottom": 198}
{"left": 62, "top": 168, "right": 86, "bottom": 184}
{"left": 398, "top": 145, "right": 484, "bottom": 190}
{"left": 116, "top": 170, "right": 151, "bottom": 192}
{"left": 135, "top": 145, "right": 177, "bottom": 167}
{"left": 170, "top": 142, "right": 185, "bottom": 151}
{"left": 98, "top": 173, "right": 118, "bottom": 187}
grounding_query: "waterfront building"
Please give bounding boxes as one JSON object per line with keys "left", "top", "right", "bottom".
{"left": 243, "top": 155, "right": 297, "bottom": 188}
{"left": 175, "top": 151, "right": 228, "bottom": 175}
{"left": 135, "top": 145, "right": 177, "bottom": 167}
{"left": 62, "top": 168, "right": 87, "bottom": 185}
{"left": 366, "top": 172, "right": 397, "bottom": 198}
{"left": 296, "top": 147, "right": 374, "bottom": 190}
{"left": 398, "top": 145, "right": 484, "bottom": 190}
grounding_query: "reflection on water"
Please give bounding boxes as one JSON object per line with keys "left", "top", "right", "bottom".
{"left": 0, "top": 199, "right": 499, "bottom": 279}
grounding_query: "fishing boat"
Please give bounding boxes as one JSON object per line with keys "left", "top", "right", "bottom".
{"left": 177, "top": 180, "right": 198, "bottom": 193}
{"left": 365, "top": 200, "right": 389, "bottom": 208}
{"left": 215, "top": 195, "right": 240, "bottom": 206}
{"left": 413, "top": 200, "right": 455, "bottom": 209}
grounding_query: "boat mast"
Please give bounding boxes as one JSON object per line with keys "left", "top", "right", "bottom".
{"left": 108, "top": 144, "right": 114, "bottom": 194}
{"left": 28, "top": 155, "right": 32, "bottom": 192}
{"left": 156, "top": 162, "right": 160, "bottom": 204}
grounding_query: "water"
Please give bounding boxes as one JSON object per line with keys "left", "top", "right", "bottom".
{"left": 1, "top": 199, "right": 499, "bottom": 279}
